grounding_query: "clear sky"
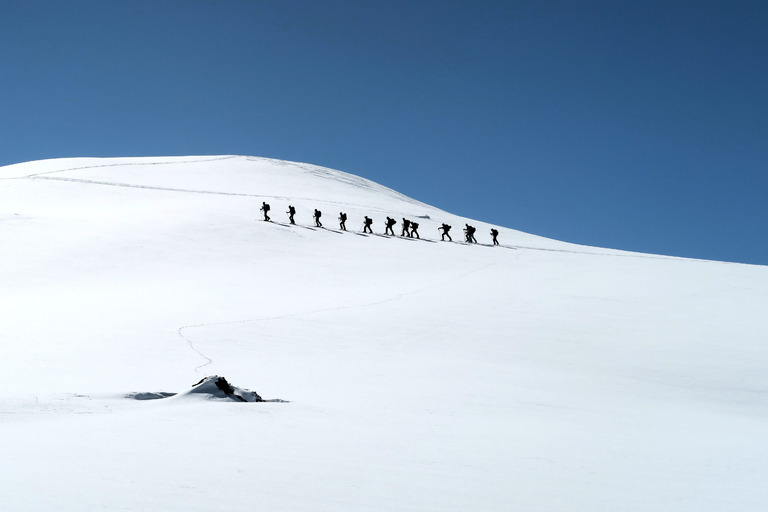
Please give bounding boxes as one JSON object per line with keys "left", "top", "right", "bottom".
{"left": 2, "top": 0, "right": 766, "bottom": 265}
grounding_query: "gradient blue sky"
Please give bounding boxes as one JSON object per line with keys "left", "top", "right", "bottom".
{"left": 2, "top": 0, "right": 766, "bottom": 265}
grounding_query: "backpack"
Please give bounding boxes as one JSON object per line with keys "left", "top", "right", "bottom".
{"left": 340, "top": 213, "right": 347, "bottom": 221}
{"left": 316, "top": 210, "right": 321, "bottom": 218}
{"left": 263, "top": 204, "right": 270, "bottom": 211}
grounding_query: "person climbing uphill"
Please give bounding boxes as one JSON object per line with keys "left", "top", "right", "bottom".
{"left": 363, "top": 216, "right": 374, "bottom": 233}
{"left": 464, "top": 224, "right": 477, "bottom": 243}
{"left": 491, "top": 228, "right": 499, "bottom": 246}
{"left": 439, "top": 223, "right": 452, "bottom": 241}
{"left": 385, "top": 217, "right": 396, "bottom": 236}
{"left": 260, "top": 202, "right": 271, "bottom": 222}
{"left": 410, "top": 221, "right": 420, "bottom": 239}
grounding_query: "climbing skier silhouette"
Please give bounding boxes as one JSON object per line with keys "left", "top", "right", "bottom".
{"left": 260, "top": 202, "right": 271, "bottom": 221}
{"left": 363, "top": 216, "right": 373, "bottom": 234}
{"left": 464, "top": 224, "right": 477, "bottom": 243}
{"left": 439, "top": 223, "right": 452, "bottom": 241}
{"left": 287, "top": 205, "right": 296, "bottom": 225}
{"left": 385, "top": 217, "right": 396, "bottom": 236}
{"left": 314, "top": 209, "right": 323, "bottom": 227}
{"left": 491, "top": 228, "right": 499, "bottom": 246}
{"left": 339, "top": 212, "right": 347, "bottom": 231}
{"left": 401, "top": 218, "right": 411, "bottom": 237}
{"left": 410, "top": 221, "right": 420, "bottom": 239}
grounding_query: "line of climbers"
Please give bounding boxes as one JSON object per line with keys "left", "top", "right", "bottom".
{"left": 260, "top": 201, "right": 500, "bottom": 246}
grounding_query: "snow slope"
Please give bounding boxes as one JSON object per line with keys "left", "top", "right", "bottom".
{"left": 1, "top": 155, "right": 767, "bottom": 511}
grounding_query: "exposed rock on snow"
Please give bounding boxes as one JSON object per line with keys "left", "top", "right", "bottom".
{"left": 184, "top": 376, "right": 263, "bottom": 402}
{"left": 126, "top": 376, "right": 282, "bottom": 403}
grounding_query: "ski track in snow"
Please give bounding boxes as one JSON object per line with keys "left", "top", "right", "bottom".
{"left": 22, "top": 155, "right": 240, "bottom": 178}
{"left": 28, "top": 174, "right": 418, "bottom": 216}
{"left": 14, "top": 155, "right": 423, "bottom": 216}
{"left": 177, "top": 255, "right": 518, "bottom": 373}
{"left": 177, "top": 328, "right": 215, "bottom": 373}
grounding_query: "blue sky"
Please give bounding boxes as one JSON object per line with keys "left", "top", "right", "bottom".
{"left": 2, "top": 0, "right": 766, "bottom": 265}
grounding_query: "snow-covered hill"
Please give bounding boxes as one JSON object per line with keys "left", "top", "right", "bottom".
{"left": 2, "top": 155, "right": 767, "bottom": 511}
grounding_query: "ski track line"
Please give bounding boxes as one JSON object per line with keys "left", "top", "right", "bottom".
{"left": 32, "top": 175, "right": 265, "bottom": 198}
{"left": 15, "top": 155, "right": 425, "bottom": 215}
{"left": 177, "top": 253, "right": 519, "bottom": 373}
{"left": 178, "top": 328, "right": 214, "bottom": 373}
{"left": 28, "top": 175, "right": 421, "bottom": 217}
{"left": 23, "top": 155, "right": 240, "bottom": 178}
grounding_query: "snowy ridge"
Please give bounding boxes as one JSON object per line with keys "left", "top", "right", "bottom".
{"left": 1, "top": 155, "right": 767, "bottom": 512}
{"left": 0, "top": 154, "right": 642, "bottom": 254}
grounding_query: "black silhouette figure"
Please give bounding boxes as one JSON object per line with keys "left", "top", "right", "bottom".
{"left": 385, "top": 217, "right": 396, "bottom": 236}
{"left": 439, "top": 223, "right": 452, "bottom": 241}
{"left": 314, "top": 209, "right": 323, "bottom": 227}
{"left": 410, "top": 221, "right": 420, "bottom": 239}
{"left": 260, "top": 202, "right": 271, "bottom": 222}
{"left": 464, "top": 224, "right": 477, "bottom": 243}
{"left": 401, "top": 218, "right": 411, "bottom": 237}
{"left": 491, "top": 228, "right": 499, "bottom": 246}
{"left": 363, "top": 216, "right": 373, "bottom": 233}
{"left": 339, "top": 212, "right": 347, "bottom": 231}
{"left": 287, "top": 205, "right": 296, "bottom": 224}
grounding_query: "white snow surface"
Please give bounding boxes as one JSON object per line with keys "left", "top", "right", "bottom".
{"left": 1, "top": 155, "right": 767, "bottom": 511}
